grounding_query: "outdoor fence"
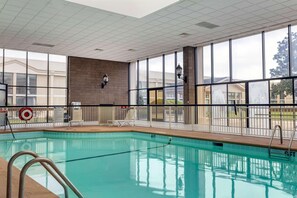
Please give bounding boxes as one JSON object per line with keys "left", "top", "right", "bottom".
{"left": 0, "top": 104, "right": 296, "bottom": 140}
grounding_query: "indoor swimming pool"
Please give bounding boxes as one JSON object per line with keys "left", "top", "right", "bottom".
{"left": 0, "top": 131, "right": 297, "bottom": 198}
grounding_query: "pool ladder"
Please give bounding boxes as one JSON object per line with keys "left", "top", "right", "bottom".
{"left": 6, "top": 151, "right": 84, "bottom": 198}
{"left": 268, "top": 125, "right": 295, "bottom": 160}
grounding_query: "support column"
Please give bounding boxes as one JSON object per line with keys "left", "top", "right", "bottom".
{"left": 183, "top": 46, "right": 196, "bottom": 124}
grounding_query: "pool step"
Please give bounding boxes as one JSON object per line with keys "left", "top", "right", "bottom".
{"left": 269, "top": 149, "right": 292, "bottom": 160}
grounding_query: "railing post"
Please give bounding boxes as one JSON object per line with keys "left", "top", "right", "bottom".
{"left": 133, "top": 107, "right": 136, "bottom": 126}
{"left": 240, "top": 109, "right": 243, "bottom": 136}
{"left": 191, "top": 106, "right": 194, "bottom": 131}
{"left": 280, "top": 106, "right": 283, "bottom": 130}
{"left": 169, "top": 106, "right": 172, "bottom": 129}
{"left": 208, "top": 106, "right": 212, "bottom": 133}
{"left": 149, "top": 106, "right": 152, "bottom": 127}
{"left": 98, "top": 106, "right": 101, "bottom": 125}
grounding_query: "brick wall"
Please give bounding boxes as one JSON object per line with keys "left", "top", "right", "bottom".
{"left": 68, "top": 56, "right": 129, "bottom": 105}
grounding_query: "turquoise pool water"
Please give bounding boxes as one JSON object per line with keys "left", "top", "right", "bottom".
{"left": 0, "top": 132, "right": 297, "bottom": 198}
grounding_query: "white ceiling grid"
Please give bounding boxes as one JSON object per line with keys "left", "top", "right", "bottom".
{"left": 0, "top": 0, "right": 296, "bottom": 62}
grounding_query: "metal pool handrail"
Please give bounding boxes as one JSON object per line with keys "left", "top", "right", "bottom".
{"left": 288, "top": 128, "right": 296, "bottom": 157}
{"left": 7, "top": 151, "right": 69, "bottom": 198}
{"left": 268, "top": 125, "right": 283, "bottom": 156}
{"left": 6, "top": 151, "right": 82, "bottom": 198}
{"left": 19, "top": 157, "right": 84, "bottom": 198}
{"left": 268, "top": 125, "right": 296, "bottom": 159}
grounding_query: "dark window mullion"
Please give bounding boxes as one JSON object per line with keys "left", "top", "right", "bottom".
{"left": 211, "top": 43, "right": 214, "bottom": 84}
{"left": 175, "top": 51, "right": 178, "bottom": 122}
{"left": 2, "top": 49, "right": 4, "bottom": 84}
{"left": 67, "top": 55, "right": 70, "bottom": 106}
{"left": 229, "top": 39, "right": 232, "bottom": 82}
{"left": 47, "top": 53, "right": 49, "bottom": 121}
{"left": 194, "top": 48, "right": 198, "bottom": 124}
{"left": 136, "top": 60, "right": 139, "bottom": 104}
{"left": 146, "top": 58, "right": 149, "bottom": 89}
{"left": 128, "top": 62, "right": 130, "bottom": 105}
{"left": 289, "top": 25, "right": 292, "bottom": 77}
{"left": 262, "top": 31, "right": 266, "bottom": 79}
{"left": 25, "top": 51, "right": 28, "bottom": 106}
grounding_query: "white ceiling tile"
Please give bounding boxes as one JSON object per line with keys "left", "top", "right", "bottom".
{"left": 0, "top": 0, "right": 296, "bottom": 62}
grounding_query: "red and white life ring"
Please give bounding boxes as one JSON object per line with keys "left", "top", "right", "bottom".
{"left": 19, "top": 107, "right": 33, "bottom": 121}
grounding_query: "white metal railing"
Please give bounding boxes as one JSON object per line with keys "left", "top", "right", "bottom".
{"left": 1, "top": 105, "right": 297, "bottom": 140}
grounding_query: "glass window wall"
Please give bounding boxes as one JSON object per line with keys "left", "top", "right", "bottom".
{"left": 213, "top": 41, "right": 229, "bottom": 83}
{"left": 270, "top": 79, "right": 293, "bottom": 104}
{"left": 0, "top": 49, "right": 3, "bottom": 83}
{"left": 149, "top": 57, "right": 163, "bottom": 88}
{"left": 232, "top": 34, "right": 263, "bottom": 81}
{"left": 203, "top": 45, "right": 211, "bottom": 84}
{"left": 165, "top": 54, "right": 175, "bottom": 87}
{"left": 291, "top": 25, "right": 297, "bottom": 75}
{"left": 129, "top": 62, "right": 137, "bottom": 90}
{"left": 265, "top": 28, "right": 289, "bottom": 78}
{"left": 177, "top": 52, "right": 183, "bottom": 85}
{"left": 139, "top": 60, "right": 147, "bottom": 89}
{"left": 2, "top": 48, "right": 67, "bottom": 106}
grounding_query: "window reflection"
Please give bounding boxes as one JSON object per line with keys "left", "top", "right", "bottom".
{"left": 1, "top": 135, "right": 296, "bottom": 198}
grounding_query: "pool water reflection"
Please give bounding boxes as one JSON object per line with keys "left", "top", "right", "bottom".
{"left": 0, "top": 132, "right": 296, "bottom": 198}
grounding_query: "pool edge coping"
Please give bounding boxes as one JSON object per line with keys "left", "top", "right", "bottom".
{"left": 1, "top": 126, "right": 296, "bottom": 151}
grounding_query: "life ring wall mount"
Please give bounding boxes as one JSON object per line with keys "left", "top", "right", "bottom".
{"left": 19, "top": 107, "right": 33, "bottom": 121}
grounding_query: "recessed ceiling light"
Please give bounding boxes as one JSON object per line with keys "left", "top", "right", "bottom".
{"left": 65, "top": 0, "right": 180, "bottom": 18}
{"left": 196, "top": 22, "right": 219, "bottom": 29}
{"left": 95, "top": 48, "right": 103, "bottom": 51}
{"left": 32, "top": 42, "right": 55, "bottom": 47}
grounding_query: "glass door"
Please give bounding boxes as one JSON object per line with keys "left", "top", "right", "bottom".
{"left": 148, "top": 88, "right": 164, "bottom": 121}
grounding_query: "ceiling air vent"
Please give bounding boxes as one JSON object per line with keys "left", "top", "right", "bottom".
{"left": 32, "top": 42, "right": 55, "bottom": 47}
{"left": 196, "top": 22, "right": 219, "bottom": 29}
{"left": 179, "top": 33, "right": 191, "bottom": 37}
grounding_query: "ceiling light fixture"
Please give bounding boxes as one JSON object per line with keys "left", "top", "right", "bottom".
{"left": 65, "top": 0, "right": 180, "bottom": 18}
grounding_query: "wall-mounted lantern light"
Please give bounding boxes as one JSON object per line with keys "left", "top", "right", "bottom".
{"left": 101, "top": 74, "right": 109, "bottom": 88}
{"left": 176, "top": 64, "right": 187, "bottom": 83}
